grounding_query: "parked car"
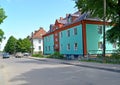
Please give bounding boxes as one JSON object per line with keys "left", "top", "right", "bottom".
{"left": 3, "top": 53, "right": 10, "bottom": 59}
{"left": 23, "top": 52, "right": 30, "bottom": 56}
{"left": 15, "top": 52, "right": 23, "bottom": 58}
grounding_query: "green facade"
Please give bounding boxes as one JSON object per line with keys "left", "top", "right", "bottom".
{"left": 86, "top": 24, "right": 117, "bottom": 54}
{"left": 43, "top": 34, "right": 54, "bottom": 54}
{"left": 59, "top": 25, "right": 83, "bottom": 56}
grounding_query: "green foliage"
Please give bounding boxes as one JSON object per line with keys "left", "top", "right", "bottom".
{"left": 4, "top": 36, "right": 31, "bottom": 54}
{"left": 75, "top": 0, "right": 120, "bottom": 49}
{"left": 0, "top": 29, "right": 4, "bottom": 42}
{"left": 4, "top": 36, "right": 17, "bottom": 54}
{"left": 32, "top": 52, "right": 44, "bottom": 58}
{"left": 47, "top": 52, "right": 64, "bottom": 59}
{"left": 0, "top": 8, "right": 7, "bottom": 24}
{"left": 75, "top": 0, "right": 119, "bottom": 23}
{"left": 16, "top": 38, "right": 31, "bottom": 53}
{"left": 0, "top": 8, "right": 7, "bottom": 42}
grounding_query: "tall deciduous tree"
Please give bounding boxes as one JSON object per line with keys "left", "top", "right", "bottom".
{"left": 15, "top": 38, "right": 31, "bottom": 53}
{"left": 4, "top": 36, "right": 17, "bottom": 54}
{"left": 75, "top": 0, "right": 120, "bottom": 46}
{"left": 0, "top": 8, "right": 7, "bottom": 42}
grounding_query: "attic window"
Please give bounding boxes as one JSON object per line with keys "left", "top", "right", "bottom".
{"left": 40, "top": 34, "right": 43, "bottom": 36}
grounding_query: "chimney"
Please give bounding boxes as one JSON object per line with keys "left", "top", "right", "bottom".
{"left": 66, "top": 14, "right": 69, "bottom": 17}
{"left": 60, "top": 17, "right": 63, "bottom": 20}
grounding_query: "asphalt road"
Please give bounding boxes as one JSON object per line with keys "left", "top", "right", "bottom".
{"left": 0, "top": 56, "right": 120, "bottom": 85}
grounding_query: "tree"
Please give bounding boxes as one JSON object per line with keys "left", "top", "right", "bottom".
{"left": 0, "top": 8, "right": 7, "bottom": 24}
{"left": 16, "top": 38, "right": 31, "bottom": 53}
{"left": 4, "top": 36, "right": 17, "bottom": 54}
{"left": 0, "top": 7, "right": 7, "bottom": 42}
{"left": 0, "top": 29, "right": 4, "bottom": 42}
{"left": 75, "top": 0, "right": 120, "bottom": 47}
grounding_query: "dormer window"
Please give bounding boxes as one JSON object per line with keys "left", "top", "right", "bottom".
{"left": 67, "top": 14, "right": 71, "bottom": 23}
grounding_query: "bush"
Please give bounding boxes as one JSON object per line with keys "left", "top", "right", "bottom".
{"left": 32, "top": 53, "right": 44, "bottom": 58}
{"left": 46, "top": 52, "right": 64, "bottom": 59}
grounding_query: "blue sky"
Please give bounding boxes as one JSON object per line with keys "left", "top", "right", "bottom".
{"left": 0, "top": 0, "right": 77, "bottom": 50}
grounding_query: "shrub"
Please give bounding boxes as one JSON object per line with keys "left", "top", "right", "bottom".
{"left": 32, "top": 53, "right": 44, "bottom": 58}
{"left": 46, "top": 52, "right": 64, "bottom": 59}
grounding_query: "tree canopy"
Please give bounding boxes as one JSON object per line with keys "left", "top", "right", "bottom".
{"left": 4, "top": 36, "right": 17, "bottom": 54}
{"left": 75, "top": 0, "right": 120, "bottom": 46}
{"left": 4, "top": 36, "right": 32, "bottom": 54}
{"left": 0, "top": 7, "right": 7, "bottom": 42}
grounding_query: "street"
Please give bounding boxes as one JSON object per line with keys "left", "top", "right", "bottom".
{"left": 0, "top": 56, "right": 120, "bottom": 85}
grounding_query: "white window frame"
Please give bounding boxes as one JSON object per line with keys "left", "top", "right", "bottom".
{"left": 73, "top": 28, "right": 77, "bottom": 35}
{"left": 67, "top": 30, "right": 70, "bottom": 37}
{"left": 67, "top": 43, "right": 70, "bottom": 50}
{"left": 74, "top": 43, "right": 78, "bottom": 50}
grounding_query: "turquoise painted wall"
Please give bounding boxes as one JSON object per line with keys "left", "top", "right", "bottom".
{"left": 43, "top": 34, "right": 54, "bottom": 54}
{"left": 59, "top": 25, "right": 83, "bottom": 55}
{"left": 86, "top": 24, "right": 118, "bottom": 54}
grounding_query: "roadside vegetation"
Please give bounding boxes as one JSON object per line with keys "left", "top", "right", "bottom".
{"left": 32, "top": 51, "right": 64, "bottom": 59}
{"left": 80, "top": 52, "right": 120, "bottom": 64}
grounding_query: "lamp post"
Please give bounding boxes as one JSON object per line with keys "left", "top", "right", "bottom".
{"left": 103, "top": 0, "right": 106, "bottom": 58}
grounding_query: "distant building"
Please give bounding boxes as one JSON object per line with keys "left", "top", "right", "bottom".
{"left": 31, "top": 27, "right": 46, "bottom": 54}
{"left": 43, "top": 11, "right": 118, "bottom": 59}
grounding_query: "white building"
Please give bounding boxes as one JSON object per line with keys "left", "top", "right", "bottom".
{"left": 31, "top": 27, "right": 46, "bottom": 54}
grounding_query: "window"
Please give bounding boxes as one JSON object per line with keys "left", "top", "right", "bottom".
{"left": 39, "top": 46, "right": 41, "bottom": 50}
{"left": 46, "top": 46, "right": 47, "bottom": 51}
{"left": 55, "top": 33, "right": 58, "bottom": 36}
{"left": 60, "top": 44, "right": 63, "bottom": 50}
{"left": 61, "top": 32, "right": 62, "bottom": 38}
{"left": 98, "top": 25, "right": 102, "bottom": 34}
{"left": 74, "top": 28, "right": 77, "bottom": 35}
{"left": 74, "top": 43, "right": 78, "bottom": 50}
{"left": 39, "top": 39, "right": 41, "bottom": 43}
{"left": 98, "top": 42, "right": 103, "bottom": 49}
{"left": 67, "top": 30, "right": 70, "bottom": 37}
{"left": 67, "top": 44, "right": 70, "bottom": 50}
{"left": 113, "top": 42, "right": 117, "bottom": 48}
{"left": 48, "top": 46, "right": 50, "bottom": 51}
{"left": 55, "top": 44, "right": 58, "bottom": 48}
{"left": 55, "top": 38, "right": 58, "bottom": 42}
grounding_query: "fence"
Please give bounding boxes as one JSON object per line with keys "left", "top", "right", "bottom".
{"left": 80, "top": 50, "right": 120, "bottom": 64}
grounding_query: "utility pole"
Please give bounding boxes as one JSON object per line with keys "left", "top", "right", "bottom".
{"left": 31, "top": 32, "right": 34, "bottom": 56}
{"left": 103, "top": 0, "right": 106, "bottom": 58}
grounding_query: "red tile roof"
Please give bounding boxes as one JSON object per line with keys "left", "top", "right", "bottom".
{"left": 32, "top": 27, "right": 46, "bottom": 39}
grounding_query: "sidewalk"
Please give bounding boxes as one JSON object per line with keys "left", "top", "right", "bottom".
{"left": 29, "top": 57, "right": 120, "bottom": 73}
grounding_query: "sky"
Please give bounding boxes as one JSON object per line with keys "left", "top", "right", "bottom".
{"left": 0, "top": 0, "right": 77, "bottom": 50}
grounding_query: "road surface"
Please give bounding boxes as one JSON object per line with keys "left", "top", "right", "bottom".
{"left": 0, "top": 57, "right": 120, "bottom": 85}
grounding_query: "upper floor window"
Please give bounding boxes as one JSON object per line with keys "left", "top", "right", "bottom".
{"left": 61, "top": 32, "right": 63, "bottom": 38}
{"left": 55, "top": 38, "right": 58, "bottom": 42}
{"left": 39, "top": 39, "right": 41, "bottom": 43}
{"left": 55, "top": 33, "right": 58, "bottom": 36}
{"left": 74, "top": 28, "right": 77, "bottom": 35}
{"left": 67, "top": 30, "right": 70, "bottom": 37}
{"left": 98, "top": 25, "right": 102, "bottom": 34}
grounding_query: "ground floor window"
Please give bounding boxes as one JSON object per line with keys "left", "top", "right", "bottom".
{"left": 67, "top": 43, "right": 70, "bottom": 50}
{"left": 98, "top": 42, "right": 103, "bottom": 49}
{"left": 74, "top": 43, "right": 78, "bottom": 50}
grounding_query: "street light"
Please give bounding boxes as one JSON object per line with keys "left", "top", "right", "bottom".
{"left": 103, "top": 0, "right": 106, "bottom": 58}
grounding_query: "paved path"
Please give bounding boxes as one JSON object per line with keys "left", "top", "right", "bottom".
{"left": 29, "top": 57, "right": 120, "bottom": 73}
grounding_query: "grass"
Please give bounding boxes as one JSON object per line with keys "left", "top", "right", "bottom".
{"left": 80, "top": 54, "right": 120, "bottom": 64}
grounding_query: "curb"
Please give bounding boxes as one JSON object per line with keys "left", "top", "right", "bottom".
{"left": 28, "top": 57, "right": 120, "bottom": 73}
